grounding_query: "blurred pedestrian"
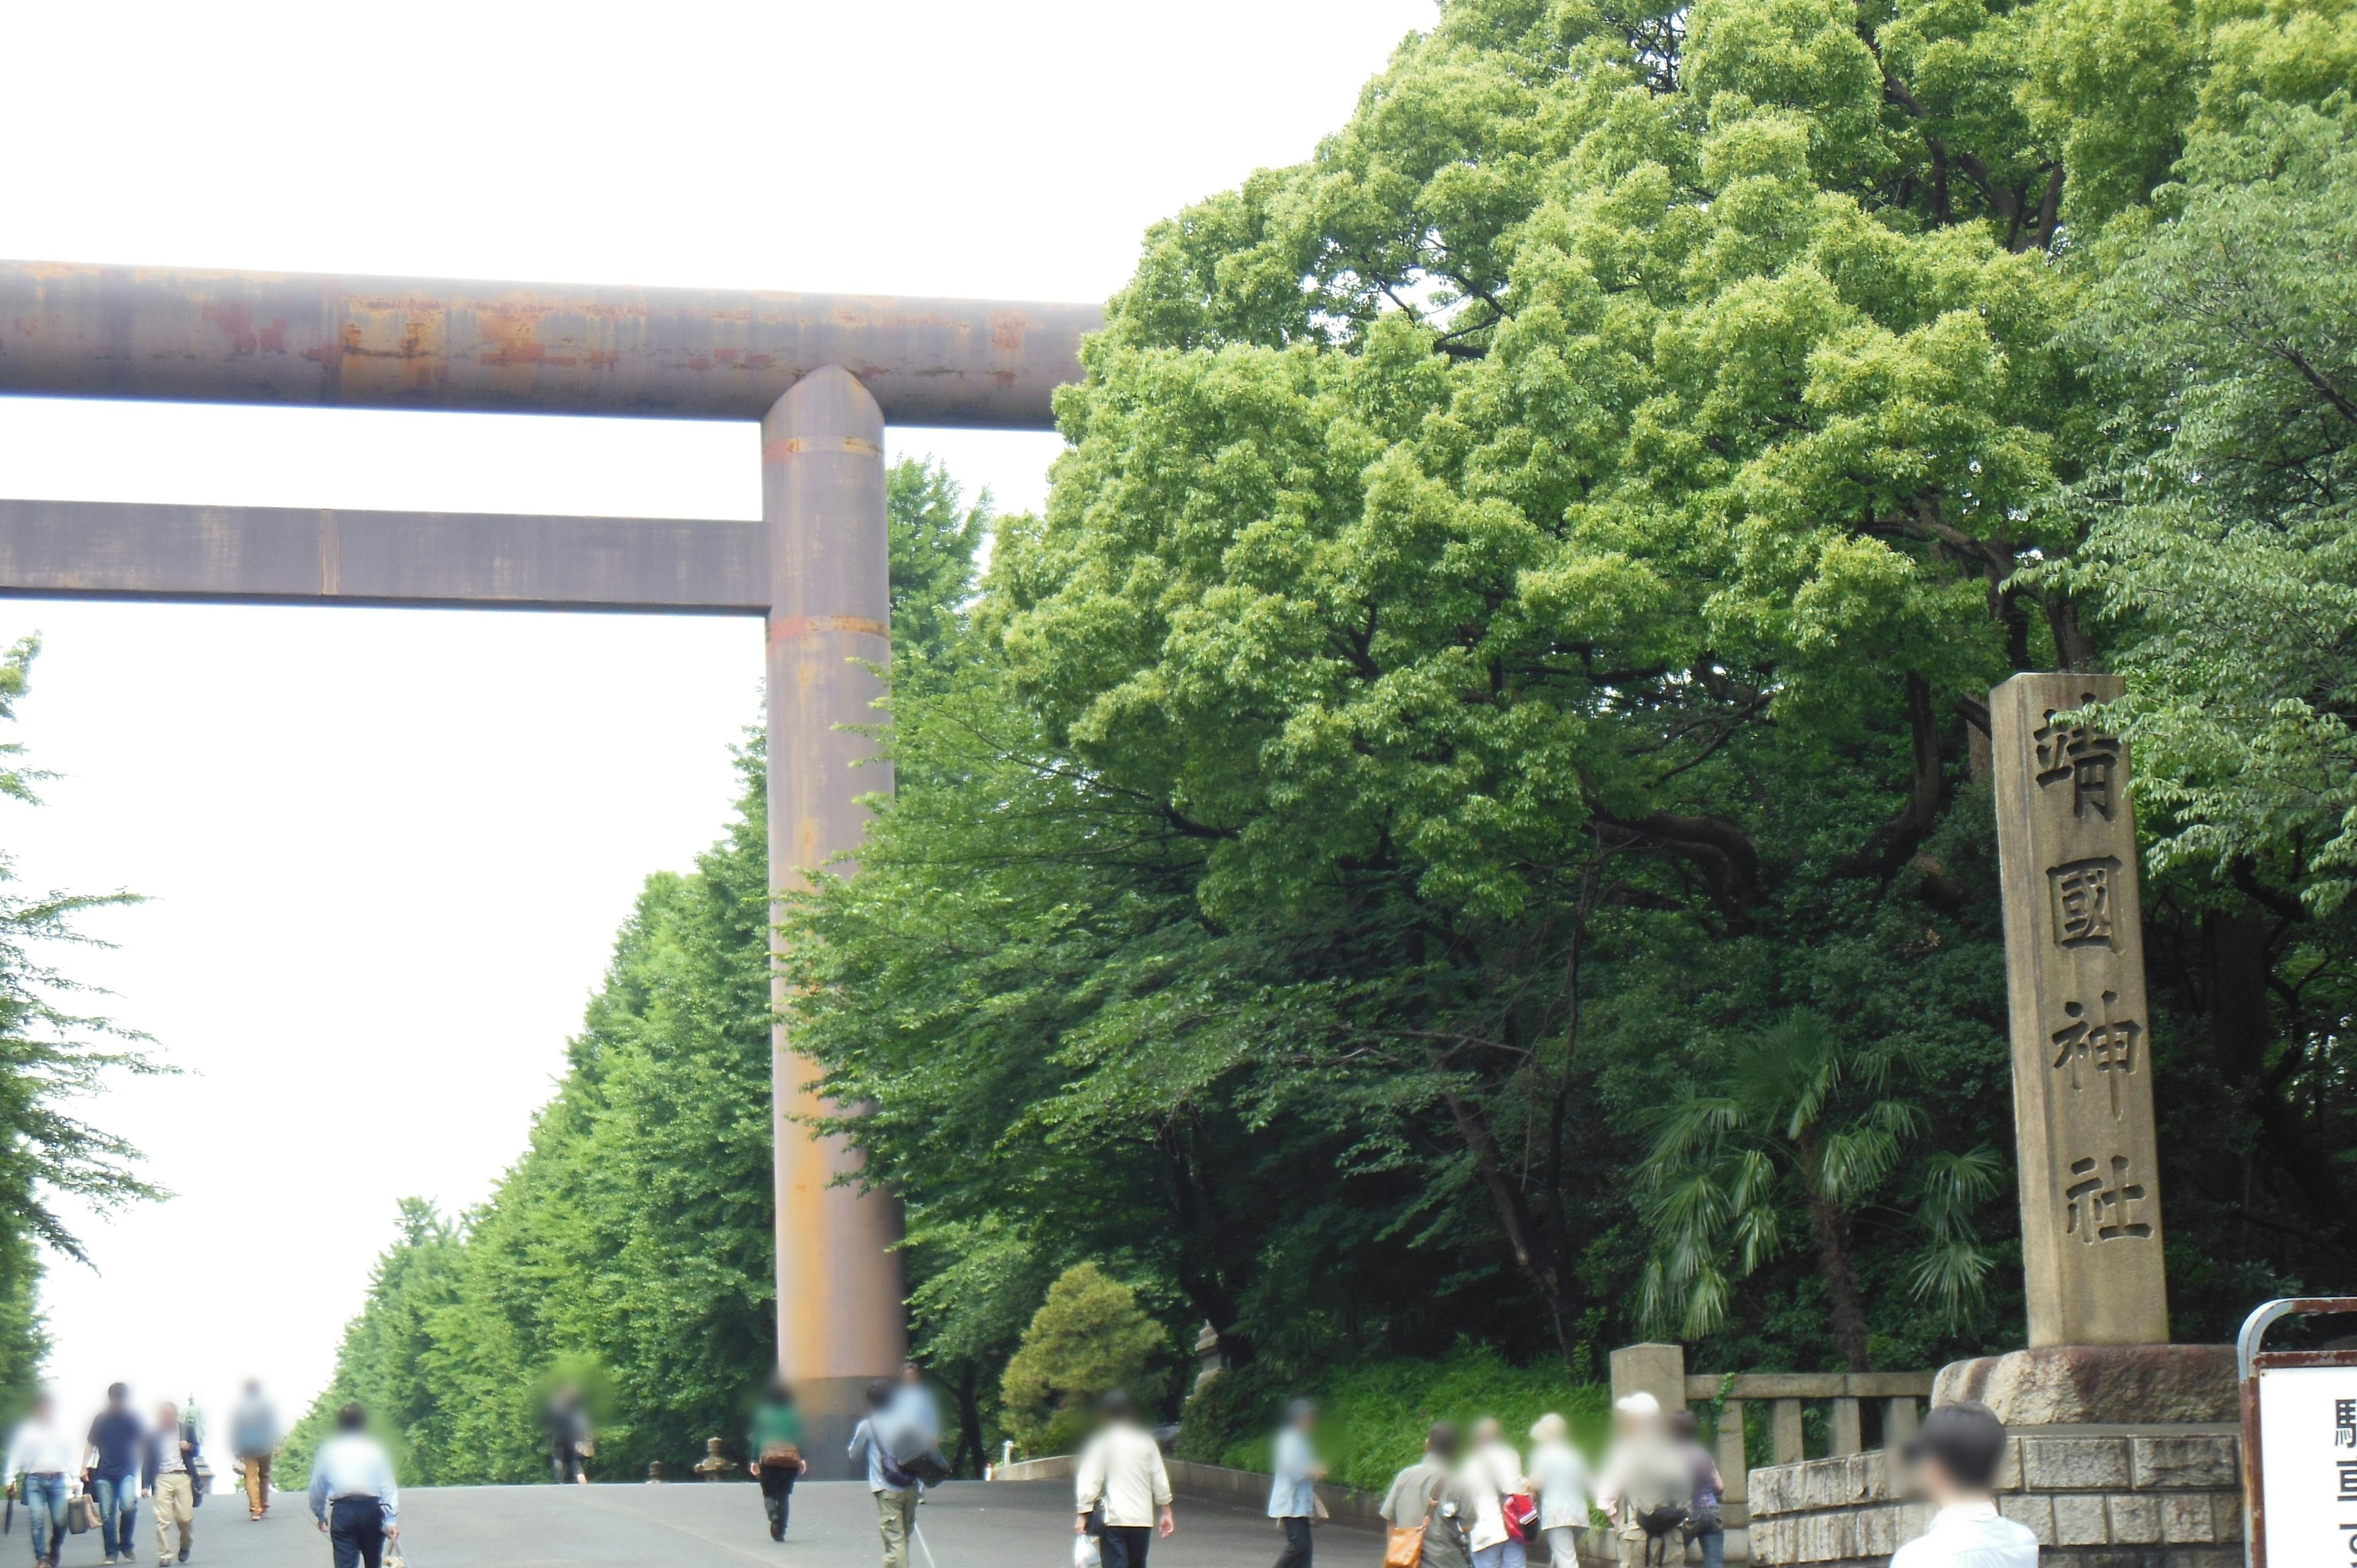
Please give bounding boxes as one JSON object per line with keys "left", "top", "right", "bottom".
{"left": 547, "top": 1385, "right": 592, "bottom": 1485}
{"left": 1527, "top": 1413, "right": 1592, "bottom": 1568}
{"left": 141, "top": 1400, "right": 203, "bottom": 1567}
{"left": 1073, "top": 1389, "right": 1174, "bottom": 1568}
{"left": 5, "top": 1390, "right": 78, "bottom": 1568}
{"left": 1265, "top": 1398, "right": 1323, "bottom": 1568}
{"left": 230, "top": 1381, "right": 282, "bottom": 1522}
{"left": 1665, "top": 1411, "right": 1724, "bottom": 1568}
{"left": 1595, "top": 1394, "right": 1689, "bottom": 1568}
{"left": 1461, "top": 1416, "right": 1529, "bottom": 1568}
{"left": 746, "top": 1378, "right": 808, "bottom": 1541}
{"left": 305, "top": 1403, "right": 399, "bottom": 1568}
{"left": 1379, "top": 1421, "right": 1471, "bottom": 1568}
{"left": 848, "top": 1380, "right": 919, "bottom": 1568}
{"left": 84, "top": 1382, "right": 145, "bottom": 1565}
{"left": 1891, "top": 1402, "right": 2035, "bottom": 1568}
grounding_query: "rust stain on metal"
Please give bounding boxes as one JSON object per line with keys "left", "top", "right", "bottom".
{"left": 768, "top": 615, "right": 889, "bottom": 641}
{"left": 0, "top": 259, "right": 1099, "bottom": 429}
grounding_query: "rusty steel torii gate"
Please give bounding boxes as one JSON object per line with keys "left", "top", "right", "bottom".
{"left": 0, "top": 258, "right": 1099, "bottom": 1466}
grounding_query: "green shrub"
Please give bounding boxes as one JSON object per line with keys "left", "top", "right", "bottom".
{"left": 1179, "top": 1345, "right": 1611, "bottom": 1494}
{"left": 1000, "top": 1263, "right": 1166, "bottom": 1456}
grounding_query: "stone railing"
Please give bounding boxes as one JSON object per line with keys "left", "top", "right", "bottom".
{"left": 1742, "top": 1343, "right": 2244, "bottom": 1567}
{"left": 1745, "top": 1426, "right": 2243, "bottom": 1566}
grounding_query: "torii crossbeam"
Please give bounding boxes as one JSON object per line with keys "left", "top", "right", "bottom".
{"left": 0, "top": 260, "right": 1101, "bottom": 1466}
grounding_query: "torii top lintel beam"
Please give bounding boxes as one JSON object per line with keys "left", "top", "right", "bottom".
{"left": 0, "top": 260, "right": 1101, "bottom": 430}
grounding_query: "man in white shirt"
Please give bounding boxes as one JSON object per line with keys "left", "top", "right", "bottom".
{"left": 4, "top": 1391, "right": 80, "bottom": 1568}
{"left": 1073, "top": 1389, "right": 1175, "bottom": 1568}
{"left": 304, "top": 1404, "right": 400, "bottom": 1568}
{"left": 1889, "top": 1402, "right": 2037, "bottom": 1568}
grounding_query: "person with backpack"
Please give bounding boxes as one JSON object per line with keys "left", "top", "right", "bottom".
{"left": 1379, "top": 1421, "right": 1471, "bottom": 1568}
{"left": 746, "top": 1380, "right": 808, "bottom": 1541}
{"left": 1527, "top": 1413, "right": 1591, "bottom": 1568}
{"left": 1666, "top": 1410, "right": 1725, "bottom": 1568}
{"left": 848, "top": 1381, "right": 920, "bottom": 1568}
{"left": 1595, "top": 1394, "right": 1690, "bottom": 1568}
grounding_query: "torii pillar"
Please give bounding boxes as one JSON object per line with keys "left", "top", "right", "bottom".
{"left": 761, "top": 366, "right": 903, "bottom": 1464}
{"left": 0, "top": 260, "right": 1101, "bottom": 1473}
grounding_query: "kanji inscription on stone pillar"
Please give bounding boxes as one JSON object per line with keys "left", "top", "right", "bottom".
{"left": 1991, "top": 671, "right": 2171, "bottom": 1347}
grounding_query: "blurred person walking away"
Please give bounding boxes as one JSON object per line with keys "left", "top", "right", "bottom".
{"left": 84, "top": 1383, "right": 145, "bottom": 1565}
{"left": 141, "top": 1400, "right": 202, "bottom": 1567}
{"left": 5, "top": 1390, "right": 79, "bottom": 1568}
{"left": 1462, "top": 1417, "right": 1531, "bottom": 1568}
{"left": 305, "top": 1404, "right": 399, "bottom": 1568}
{"left": 746, "top": 1380, "right": 808, "bottom": 1542}
{"left": 848, "top": 1380, "right": 919, "bottom": 1568}
{"left": 1379, "top": 1421, "right": 1471, "bottom": 1568}
{"left": 1527, "top": 1414, "right": 1592, "bottom": 1568}
{"left": 229, "top": 1381, "right": 282, "bottom": 1522}
{"left": 1073, "top": 1389, "right": 1175, "bottom": 1568}
{"left": 1889, "top": 1402, "right": 2035, "bottom": 1568}
{"left": 547, "top": 1385, "right": 592, "bottom": 1485}
{"left": 1595, "top": 1394, "right": 1690, "bottom": 1568}
{"left": 1266, "top": 1399, "right": 1323, "bottom": 1568}
{"left": 1665, "top": 1412, "right": 1724, "bottom": 1568}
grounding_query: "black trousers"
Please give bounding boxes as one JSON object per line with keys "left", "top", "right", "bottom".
{"left": 328, "top": 1497, "right": 387, "bottom": 1568}
{"left": 758, "top": 1462, "right": 799, "bottom": 1532}
{"left": 1274, "top": 1515, "right": 1314, "bottom": 1568}
{"left": 1101, "top": 1524, "right": 1152, "bottom": 1568}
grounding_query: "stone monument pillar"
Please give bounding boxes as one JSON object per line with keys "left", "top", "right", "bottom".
{"left": 1745, "top": 675, "right": 2247, "bottom": 1568}
{"left": 1988, "top": 673, "right": 2170, "bottom": 1346}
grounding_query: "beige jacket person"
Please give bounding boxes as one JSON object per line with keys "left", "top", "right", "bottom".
{"left": 1075, "top": 1422, "right": 1174, "bottom": 1529}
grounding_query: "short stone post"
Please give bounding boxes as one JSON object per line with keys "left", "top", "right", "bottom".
{"left": 1609, "top": 1343, "right": 1689, "bottom": 1413}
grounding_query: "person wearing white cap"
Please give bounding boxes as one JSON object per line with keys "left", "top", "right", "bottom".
{"left": 1527, "top": 1413, "right": 1592, "bottom": 1568}
{"left": 1593, "top": 1393, "right": 1692, "bottom": 1568}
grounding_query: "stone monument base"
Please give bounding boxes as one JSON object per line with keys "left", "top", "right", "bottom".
{"left": 1747, "top": 1346, "right": 2243, "bottom": 1568}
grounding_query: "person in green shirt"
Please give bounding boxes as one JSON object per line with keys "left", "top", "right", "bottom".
{"left": 746, "top": 1381, "right": 809, "bottom": 1542}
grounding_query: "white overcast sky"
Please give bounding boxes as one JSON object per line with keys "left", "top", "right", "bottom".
{"left": 0, "top": 0, "right": 1439, "bottom": 1450}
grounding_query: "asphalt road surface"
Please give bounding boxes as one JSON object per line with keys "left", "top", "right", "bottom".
{"left": 21, "top": 1480, "right": 1370, "bottom": 1568}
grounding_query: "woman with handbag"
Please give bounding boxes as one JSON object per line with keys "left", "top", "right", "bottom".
{"left": 746, "top": 1381, "right": 809, "bottom": 1542}
{"left": 1460, "top": 1417, "right": 1532, "bottom": 1568}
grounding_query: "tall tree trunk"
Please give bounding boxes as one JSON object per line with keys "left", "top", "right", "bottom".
{"left": 1799, "top": 1129, "right": 1873, "bottom": 1370}
{"left": 1445, "top": 1089, "right": 1581, "bottom": 1365}
{"left": 953, "top": 1361, "right": 984, "bottom": 1477}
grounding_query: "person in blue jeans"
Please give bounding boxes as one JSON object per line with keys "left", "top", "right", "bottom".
{"left": 3, "top": 1391, "right": 80, "bottom": 1568}
{"left": 85, "top": 1383, "right": 147, "bottom": 1566}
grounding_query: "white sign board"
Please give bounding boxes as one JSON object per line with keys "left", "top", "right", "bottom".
{"left": 2256, "top": 1363, "right": 2357, "bottom": 1567}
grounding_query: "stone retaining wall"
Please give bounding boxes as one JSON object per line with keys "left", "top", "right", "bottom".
{"left": 1747, "top": 1427, "right": 2244, "bottom": 1567}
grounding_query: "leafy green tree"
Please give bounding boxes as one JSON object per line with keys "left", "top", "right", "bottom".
{"left": 791, "top": 0, "right": 2357, "bottom": 1385}
{"left": 999, "top": 1263, "right": 1167, "bottom": 1456}
{"left": 0, "top": 636, "right": 158, "bottom": 1413}
{"left": 1637, "top": 1013, "right": 2002, "bottom": 1369}
{"left": 2045, "top": 99, "right": 2357, "bottom": 1280}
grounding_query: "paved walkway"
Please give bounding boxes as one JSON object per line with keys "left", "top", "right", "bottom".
{"left": 25, "top": 1481, "right": 1368, "bottom": 1568}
